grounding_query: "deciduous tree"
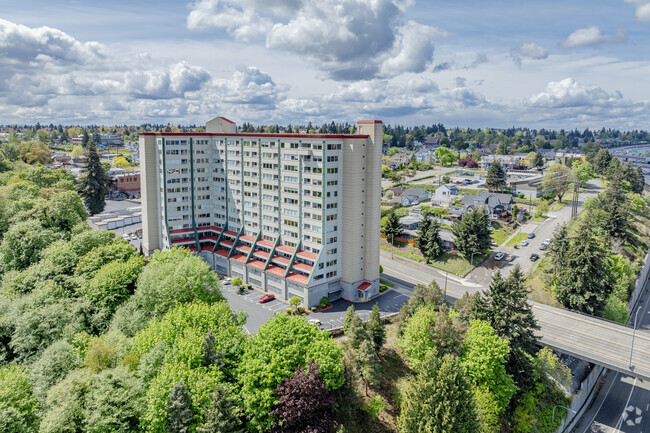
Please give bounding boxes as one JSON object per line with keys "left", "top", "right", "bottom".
{"left": 542, "top": 164, "right": 574, "bottom": 202}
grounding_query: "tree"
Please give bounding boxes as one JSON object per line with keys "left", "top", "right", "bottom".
{"left": 555, "top": 219, "right": 612, "bottom": 314}
{"left": 83, "top": 366, "right": 144, "bottom": 433}
{"left": 461, "top": 320, "right": 516, "bottom": 414}
{"left": 409, "top": 280, "right": 445, "bottom": 311}
{"left": 237, "top": 315, "right": 343, "bottom": 432}
{"left": 270, "top": 360, "right": 335, "bottom": 433}
{"left": 30, "top": 340, "right": 80, "bottom": 398}
{"left": 548, "top": 224, "right": 570, "bottom": 276}
{"left": 289, "top": 296, "right": 301, "bottom": 309}
{"left": 357, "top": 338, "right": 381, "bottom": 394}
{"left": 39, "top": 369, "right": 91, "bottom": 433}
{"left": 486, "top": 162, "right": 506, "bottom": 192}
{"left": 381, "top": 211, "right": 403, "bottom": 244}
{"left": 42, "top": 190, "right": 87, "bottom": 232}
{"left": 415, "top": 218, "right": 443, "bottom": 262}
{"left": 196, "top": 384, "right": 243, "bottom": 433}
{"left": 434, "top": 146, "right": 457, "bottom": 166}
{"left": 452, "top": 207, "right": 491, "bottom": 257}
{"left": 572, "top": 160, "right": 593, "bottom": 187}
{"left": 398, "top": 353, "right": 479, "bottom": 433}
{"left": 343, "top": 305, "right": 356, "bottom": 334}
{"left": 532, "top": 152, "right": 544, "bottom": 168}
{"left": 0, "top": 219, "right": 60, "bottom": 272}
{"left": 81, "top": 129, "right": 90, "bottom": 148}
{"left": 0, "top": 365, "right": 40, "bottom": 433}
{"left": 112, "top": 156, "right": 130, "bottom": 169}
{"left": 542, "top": 164, "right": 574, "bottom": 202}
{"left": 78, "top": 138, "right": 109, "bottom": 215}
{"left": 70, "top": 145, "right": 84, "bottom": 158}
{"left": 597, "top": 172, "right": 631, "bottom": 240}
{"left": 366, "top": 304, "right": 386, "bottom": 352}
{"left": 166, "top": 380, "right": 194, "bottom": 433}
{"left": 475, "top": 267, "right": 539, "bottom": 393}
{"left": 592, "top": 149, "right": 612, "bottom": 175}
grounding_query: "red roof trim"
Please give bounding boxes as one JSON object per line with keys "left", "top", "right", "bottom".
{"left": 236, "top": 245, "right": 251, "bottom": 253}
{"left": 239, "top": 235, "right": 255, "bottom": 242}
{"left": 230, "top": 253, "right": 247, "bottom": 263}
{"left": 170, "top": 228, "right": 194, "bottom": 234}
{"left": 293, "top": 262, "right": 313, "bottom": 272}
{"left": 220, "top": 239, "right": 234, "bottom": 247}
{"left": 357, "top": 120, "right": 383, "bottom": 124}
{"left": 256, "top": 239, "right": 274, "bottom": 247}
{"left": 223, "top": 230, "right": 238, "bottom": 237}
{"left": 272, "top": 256, "right": 291, "bottom": 265}
{"left": 198, "top": 235, "right": 219, "bottom": 242}
{"left": 140, "top": 132, "right": 370, "bottom": 139}
{"left": 296, "top": 250, "right": 318, "bottom": 260}
{"left": 218, "top": 116, "right": 235, "bottom": 124}
{"left": 253, "top": 250, "right": 269, "bottom": 258}
{"left": 200, "top": 245, "right": 213, "bottom": 251}
{"left": 247, "top": 260, "right": 266, "bottom": 270}
{"left": 358, "top": 282, "right": 371, "bottom": 291}
{"left": 215, "top": 248, "right": 229, "bottom": 257}
{"left": 265, "top": 266, "right": 285, "bottom": 277}
{"left": 171, "top": 238, "right": 194, "bottom": 244}
{"left": 276, "top": 245, "right": 295, "bottom": 254}
{"left": 197, "top": 226, "right": 222, "bottom": 232}
{"left": 286, "top": 273, "right": 309, "bottom": 285}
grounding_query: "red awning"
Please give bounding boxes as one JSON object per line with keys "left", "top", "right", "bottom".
{"left": 230, "top": 254, "right": 247, "bottom": 263}
{"left": 265, "top": 266, "right": 285, "bottom": 277}
{"left": 293, "top": 262, "right": 313, "bottom": 272}
{"left": 286, "top": 273, "right": 309, "bottom": 285}
{"left": 247, "top": 260, "right": 266, "bottom": 270}
{"left": 358, "top": 282, "right": 371, "bottom": 291}
{"left": 214, "top": 248, "right": 229, "bottom": 257}
{"left": 272, "top": 256, "right": 291, "bottom": 265}
{"left": 257, "top": 239, "right": 274, "bottom": 247}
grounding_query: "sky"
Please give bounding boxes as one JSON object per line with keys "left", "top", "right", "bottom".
{"left": 1, "top": 0, "right": 650, "bottom": 130}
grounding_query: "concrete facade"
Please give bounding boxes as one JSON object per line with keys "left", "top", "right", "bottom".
{"left": 140, "top": 116, "right": 382, "bottom": 307}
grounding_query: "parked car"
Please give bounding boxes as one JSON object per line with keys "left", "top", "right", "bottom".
{"left": 544, "top": 238, "right": 551, "bottom": 244}
{"left": 527, "top": 233, "right": 535, "bottom": 239}
{"left": 259, "top": 294, "right": 275, "bottom": 303}
{"left": 539, "top": 242, "right": 549, "bottom": 250}
{"left": 506, "top": 254, "right": 515, "bottom": 262}
{"left": 130, "top": 233, "right": 138, "bottom": 240}
{"left": 478, "top": 183, "right": 486, "bottom": 188}
{"left": 121, "top": 234, "right": 130, "bottom": 240}
{"left": 494, "top": 252, "right": 505, "bottom": 261}
{"left": 137, "top": 232, "right": 143, "bottom": 239}
{"left": 520, "top": 240, "right": 529, "bottom": 247}
{"left": 530, "top": 253, "right": 540, "bottom": 261}
{"left": 490, "top": 241, "right": 498, "bottom": 247}
{"left": 308, "top": 319, "right": 324, "bottom": 329}
{"left": 222, "top": 277, "right": 233, "bottom": 285}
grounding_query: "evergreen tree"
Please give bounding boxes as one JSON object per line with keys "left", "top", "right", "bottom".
{"left": 555, "top": 219, "right": 612, "bottom": 314}
{"left": 424, "top": 219, "right": 444, "bottom": 260}
{"left": 409, "top": 280, "right": 445, "bottom": 311}
{"left": 599, "top": 172, "right": 631, "bottom": 240}
{"left": 532, "top": 152, "right": 544, "bottom": 168}
{"left": 633, "top": 166, "right": 645, "bottom": 194}
{"left": 399, "top": 353, "right": 479, "bottom": 433}
{"left": 366, "top": 304, "right": 386, "bottom": 352}
{"left": 548, "top": 224, "right": 570, "bottom": 276}
{"left": 202, "top": 330, "right": 223, "bottom": 367}
{"left": 486, "top": 162, "right": 506, "bottom": 192}
{"left": 345, "top": 313, "right": 369, "bottom": 351}
{"left": 78, "top": 139, "right": 109, "bottom": 215}
{"left": 382, "top": 210, "right": 404, "bottom": 244}
{"left": 452, "top": 207, "right": 491, "bottom": 257}
{"left": 430, "top": 305, "right": 464, "bottom": 357}
{"left": 475, "top": 267, "right": 539, "bottom": 393}
{"left": 357, "top": 338, "right": 381, "bottom": 395}
{"left": 592, "top": 148, "right": 612, "bottom": 175}
{"left": 81, "top": 128, "right": 90, "bottom": 148}
{"left": 166, "top": 380, "right": 194, "bottom": 433}
{"left": 343, "top": 305, "right": 355, "bottom": 334}
{"left": 196, "top": 384, "right": 243, "bottom": 433}
{"left": 270, "top": 360, "right": 335, "bottom": 433}
{"left": 414, "top": 217, "right": 432, "bottom": 258}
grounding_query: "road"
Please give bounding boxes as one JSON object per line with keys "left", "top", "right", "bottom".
{"left": 473, "top": 178, "right": 602, "bottom": 283}
{"left": 570, "top": 278, "right": 650, "bottom": 433}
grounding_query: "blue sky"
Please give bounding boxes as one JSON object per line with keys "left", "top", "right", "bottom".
{"left": 1, "top": 0, "right": 649, "bottom": 129}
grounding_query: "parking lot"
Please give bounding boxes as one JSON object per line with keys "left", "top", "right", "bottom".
{"left": 219, "top": 282, "right": 411, "bottom": 334}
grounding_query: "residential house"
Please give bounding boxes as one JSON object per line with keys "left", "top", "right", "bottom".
{"left": 434, "top": 183, "right": 459, "bottom": 202}
{"left": 555, "top": 152, "right": 585, "bottom": 164}
{"left": 450, "top": 192, "right": 515, "bottom": 219}
{"left": 397, "top": 214, "right": 457, "bottom": 250}
{"left": 415, "top": 150, "right": 436, "bottom": 164}
{"left": 382, "top": 186, "right": 404, "bottom": 202}
{"left": 401, "top": 187, "right": 432, "bottom": 206}
{"left": 479, "top": 155, "right": 528, "bottom": 171}
{"left": 508, "top": 174, "right": 547, "bottom": 198}
{"left": 389, "top": 153, "right": 410, "bottom": 166}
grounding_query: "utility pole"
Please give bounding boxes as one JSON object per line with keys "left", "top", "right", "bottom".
{"left": 571, "top": 181, "right": 579, "bottom": 219}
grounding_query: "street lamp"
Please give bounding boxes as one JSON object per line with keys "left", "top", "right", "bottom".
{"left": 629, "top": 307, "right": 641, "bottom": 369}
{"left": 552, "top": 405, "right": 576, "bottom": 423}
{"left": 391, "top": 234, "right": 394, "bottom": 259}
{"left": 470, "top": 251, "right": 480, "bottom": 268}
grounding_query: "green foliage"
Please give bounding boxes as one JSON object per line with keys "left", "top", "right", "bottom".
{"left": 166, "top": 379, "right": 194, "bottom": 433}
{"left": 398, "top": 353, "right": 479, "bottom": 433}
{"left": 0, "top": 365, "right": 40, "bottom": 433}
{"left": 42, "top": 191, "right": 87, "bottom": 232}
{"left": 230, "top": 277, "right": 242, "bottom": 287}
{"left": 133, "top": 302, "right": 246, "bottom": 377}
{"left": 74, "top": 238, "right": 135, "bottom": 279}
{"left": 452, "top": 207, "right": 491, "bottom": 257}
{"left": 238, "top": 314, "right": 343, "bottom": 432}
{"left": 381, "top": 210, "right": 404, "bottom": 242}
{"left": 78, "top": 140, "right": 109, "bottom": 215}
{"left": 83, "top": 366, "right": 144, "bottom": 433}
{"left": 461, "top": 320, "right": 516, "bottom": 414}
{"left": 572, "top": 160, "right": 593, "bottom": 186}
{"left": 39, "top": 369, "right": 91, "bottom": 433}
{"left": 473, "top": 387, "right": 500, "bottom": 433}
{"left": 362, "top": 396, "right": 385, "bottom": 419}
{"left": 79, "top": 255, "right": 143, "bottom": 331}
{"left": 542, "top": 164, "right": 574, "bottom": 201}
{"left": 130, "top": 248, "right": 223, "bottom": 321}
{"left": 84, "top": 332, "right": 130, "bottom": 374}
{"left": 0, "top": 219, "right": 60, "bottom": 272}
{"left": 433, "top": 146, "right": 458, "bottom": 167}
{"left": 602, "top": 294, "right": 629, "bottom": 324}
{"left": 366, "top": 304, "right": 386, "bottom": 352}
{"left": 30, "top": 339, "right": 80, "bottom": 398}
{"left": 409, "top": 280, "right": 445, "bottom": 311}
{"left": 415, "top": 218, "right": 443, "bottom": 261}
{"left": 196, "top": 384, "right": 243, "bottom": 433}
{"left": 289, "top": 296, "right": 301, "bottom": 307}
{"left": 486, "top": 162, "right": 506, "bottom": 192}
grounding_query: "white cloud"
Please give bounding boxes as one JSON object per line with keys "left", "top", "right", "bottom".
{"left": 625, "top": 0, "right": 650, "bottom": 22}
{"left": 560, "top": 26, "right": 626, "bottom": 48}
{"left": 510, "top": 42, "right": 549, "bottom": 67}
{"left": 530, "top": 78, "right": 624, "bottom": 108}
{"left": 186, "top": 0, "right": 442, "bottom": 80}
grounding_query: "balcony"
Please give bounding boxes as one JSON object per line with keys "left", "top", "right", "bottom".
{"left": 296, "top": 250, "right": 318, "bottom": 261}
{"left": 286, "top": 273, "right": 309, "bottom": 285}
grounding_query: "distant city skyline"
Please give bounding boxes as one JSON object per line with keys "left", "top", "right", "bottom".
{"left": 1, "top": 0, "right": 649, "bottom": 129}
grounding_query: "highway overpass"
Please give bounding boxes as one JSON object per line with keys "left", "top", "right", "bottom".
{"left": 533, "top": 303, "right": 650, "bottom": 381}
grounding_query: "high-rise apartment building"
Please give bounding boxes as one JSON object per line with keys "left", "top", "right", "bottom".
{"left": 140, "top": 116, "right": 382, "bottom": 307}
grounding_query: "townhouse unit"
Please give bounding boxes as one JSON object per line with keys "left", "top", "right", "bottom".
{"left": 140, "top": 116, "right": 383, "bottom": 307}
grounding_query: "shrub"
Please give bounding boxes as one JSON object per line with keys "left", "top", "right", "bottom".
{"left": 320, "top": 297, "right": 330, "bottom": 306}
{"left": 286, "top": 308, "right": 294, "bottom": 315}
{"left": 231, "top": 277, "right": 243, "bottom": 287}
{"left": 297, "top": 307, "right": 307, "bottom": 314}
{"left": 237, "top": 286, "right": 246, "bottom": 294}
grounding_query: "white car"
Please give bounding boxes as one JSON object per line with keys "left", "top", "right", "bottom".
{"left": 308, "top": 319, "right": 324, "bottom": 329}
{"left": 222, "top": 277, "right": 233, "bottom": 285}
{"left": 494, "top": 252, "right": 505, "bottom": 261}
{"left": 520, "top": 240, "right": 529, "bottom": 247}
{"left": 121, "top": 234, "right": 130, "bottom": 240}
{"left": 130, "top": 233, "right": 138, "bottom": 240}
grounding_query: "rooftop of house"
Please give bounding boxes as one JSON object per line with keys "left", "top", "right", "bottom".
{"left": 403, "top": 187, "right": 431, "bottom": 198}
{"left": 460, "top": 192, "right": 515, "bottom": 208}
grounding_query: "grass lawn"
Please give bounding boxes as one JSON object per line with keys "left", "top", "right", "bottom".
{"left": 379, "top": 279, "right": 395, "bottom": 288}
{"left": 428, "top": 251, "right": 486, "bottom": 276}
{"left": 491, "top": 230, "right": 509, "bottom": 246}
{"left": 380, "top": 244, "right": 424, "bottom": 262}
{"left": 506, "top": 232, "right": 529, "bottom": 246}
{"left": 381, "top": 206, "right": 393, "bottom": 213}
{"left": 532, "top": 215, "right": 547, "bottom": 222}
{"left": 550, "top": 193, "right": 573, "bottom": 211}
